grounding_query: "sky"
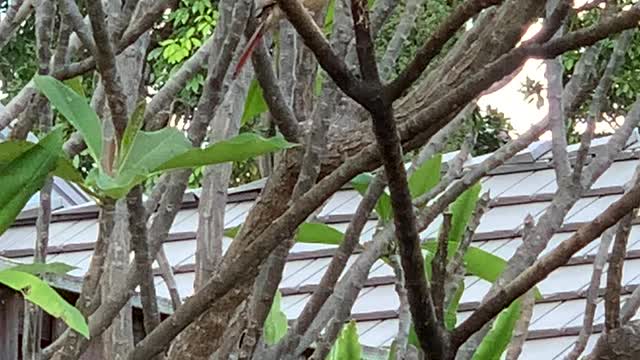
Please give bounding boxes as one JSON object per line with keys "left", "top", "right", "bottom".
{"left": 477, "top": 0, "right": 601, "bottom": 139}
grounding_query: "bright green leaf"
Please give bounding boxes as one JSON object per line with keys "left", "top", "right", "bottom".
{"left": 223, "top": 225, "right": 242, "bottom": 238}
{"left": 407, "top": 325, "right": 420, "bottom": 350}
{"left": 327, "top": 320, "right": 361, "bottom": 360}
{"left": 472, "top": 300, "right": 521, "bottom": 360}
{"left": 0, "top": 270, "right": 89, "bottom": 338}
{"left": 100, "top": 127, "right": 192, "bottom": 197}
{"left": 34, "top": 75, "right": 103, "bottom": 161}
{"left": 423, "top": 249, "right": 434, "bottom": 280}
{"left": 0, "top": 141, "right": 37, "bottom": 167}
{"left": 241, "top": 79, "right": 268, "bottom": 125}
{"left": 0, "top": 132, "right": 83, "bottom": 185}
{"left": 63, "top": 76, "right": 85, "bottom": 98}
{"left": 448, "top": 183, "right": 482, "bottom": 245}
{"left": 296, "top": 222, "right": 344, "bottom": 245}
{"left": 54, "top": 157, "right": 85, "bottom": 184}
{"left": 225, "top": 222, "right": 346, "bottom": 246}
{"left": 445, "top": 280, "right": 464, "bottom": 329}
{"left": 7, "top": 262, "right": 76, "bottom": 275}
{"left": 0, "top": 131, "right": 61, "bottom": 235}
{"left": 154, "top": 133, "right": 296, "bottom": 172}
{"left": 409, "top": 154, "right": 442, "bottom": 199}
{"left": 323, "top": 0, "right": 336, "bottom": 35}
{"left": 263, "top": 290, "right": 288, "bottom": 345}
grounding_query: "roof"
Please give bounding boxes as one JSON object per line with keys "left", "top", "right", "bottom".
{"left": 4, "top": 131, "right": 640, "bottom": 359}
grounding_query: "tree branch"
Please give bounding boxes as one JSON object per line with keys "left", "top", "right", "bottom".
{"left": 86, "top": 0, "right": 129, "bottom": 139}
{"left": 433, "top": 211, "right": 452, "bottom": 324}
{"left": 127, "top": 185, "right": 160, "bottom": 334}
{"left": 564, "top": 226, "right": 616, "bottom": 360}
{"left": 250, "top": 28, "right": 300, "bottom": 142}
{"left": 604, "top": 213, "right": 633, "bottom": 330}
{"left": 385, "top": 0, "right": 501, "bottom": 101}
{"left": 276, "top": 0, "right": 363, "bottom": 103}
{"left": 0, "top": 0, "right": 33, "bottom": 51}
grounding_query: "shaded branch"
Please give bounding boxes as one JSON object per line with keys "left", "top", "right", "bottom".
{"left": 126, "top": 185, "right": 160, "bottom": 334}
{"left": 276, "top": 0, "right": 363, "bottom": 103}
{"left": 385, "top": 0, "right": 501, "bottom": 101}
{"left": 604, "top": 213, "right": 633, "bottom": 330}
{"left": 250, "top": 29, "right": 300, "bottom": 141}
{"left": 432, "top": 211, "right": 452, "bottom": 324}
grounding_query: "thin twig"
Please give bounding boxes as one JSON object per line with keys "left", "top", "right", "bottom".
{"left": 564, "top": 226, "right": 617, "bottom": 360}
{"left": 573, "top": 30, "right": 634, "bottom": 181}
{"left": 0, "top": 0, "right": 33, "bottom": 50}
{"left": 156, "top": 246, "right": 181, "bottom": 310}
{"left": 390, "top": 253, "right": 412, "bottom": 360}
{"left": 270, "top": 175, "right": 385, "bottom": 358}
{"left": 504, "top": 290, "right": 535, "bottom": 360}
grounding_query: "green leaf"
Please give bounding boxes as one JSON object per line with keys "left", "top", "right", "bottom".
{"left": 448, "top": 183, "right": 482, "bottom": 245}
{"left": 0, "top": 131, "right": 84, "bottom": 186}
{"left": 7, "top": 262, "right": 76, "bottom": 275}
{"left": 323, "top": 0, "right": 336, "bottom": 35}
{"left": 241, "top": 79, "right": 268, "bottom": 125}
{"left": 0, "top": 270, "right": 89, "bottom": 338}
{"left": 96, "top": 127, "right": 192, "bottom": 198}
{"left": 407, "top": 325, "right": 420, "bottom": 350}
{"left": 408, "top": 154, "right": 442, "bottom": 199}
{"left": 223, "top": 225, "right": 242, "bottom": 238}
{"left": 0, "top": 131, "right": 61, "bottom": 236}
{"left": 423, "top": 249, "right": 434, "bottom": 280}
{"left": 387, "top": 340, "right": 398, "bottom": 360}
{"left": 119, "top": 100, "right": 147, "bottom": 167}
{"left": 54, "top": 157, "right": 85, "bottom": 184}
{"left": 118, "top": 126, "right": 191, "bottom": 176}
{"left": 445, "top": 280, "right": 464, "bottom": 329}
{"left": 63, "top": 76, "right": 85, "bottom": 98}
{"left": 263, "top": 290, "right": 288, "bottom": 345}
{"left": 296, "top": 222, "right": 345, "bottom": 245}
{"left": 226, "top": 222, "right": 347, "bottom": 246}
{"left": 472, "top": 300, "right": 521, "bottom": 360}
{"left": 327, "top": 320, "right": 361, "bottom": 360}
{"left": 155, "top": 133, "right": 296, "bottom": 172}
{"left": 351, "top": 173, "right": 392, "bottom": 222}
{"left": 0, "top": 141, "right": 35, "bottom": 166}
{"left": 34, "top": 75, "right": 102, "bottom": 161}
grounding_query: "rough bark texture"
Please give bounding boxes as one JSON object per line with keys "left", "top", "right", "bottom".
{"left": 593, "top": 321, "right": 640, "bottom": 360}
{"left": 102, "top": 199, "right": 134, "bottom": 359}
